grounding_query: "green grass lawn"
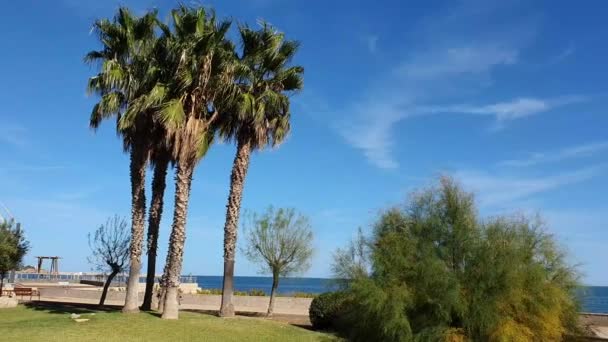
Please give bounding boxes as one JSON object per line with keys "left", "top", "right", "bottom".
{"left": 0, "top": 303, "right": 338, "bottom": 342}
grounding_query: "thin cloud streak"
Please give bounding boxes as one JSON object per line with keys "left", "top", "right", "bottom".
{"left": 418, "top": 95, "right": 587, "bottom": 122}
{"left": 334, "top": 1, "right": 545, "bottom": 170}
{"left": 499, "top": 141, "right": 608, "bottom": 167}
{"left": 455, "top": 164, "right": 606, "bottom": 208}
{"left": 337, "top": 43, "right": 521, "bottom": 170}
{"left": 398, "top": 45, "right": 518, "bottom": 80}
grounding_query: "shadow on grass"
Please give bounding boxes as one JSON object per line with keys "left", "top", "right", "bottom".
{"left": 180, "top": 308, "right": 315, "bottom": 331}
{"left": 22, "top": 301, "right": 323, "bottom": 335}
{"left": 24, "top": 301, "right": 122, "bottom": 315}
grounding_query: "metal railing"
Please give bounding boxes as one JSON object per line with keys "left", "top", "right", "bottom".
{"left": 13, "top": 272, "right": 196, "bottom": 284}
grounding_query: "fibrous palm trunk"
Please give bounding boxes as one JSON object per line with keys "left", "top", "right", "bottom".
{"left": 141, "top": 155, "right": 170, "bottom": 311}
{"left": 161, "top": 161, "right": 195, "bottom": 320}
{"left": 267, "top": 271, "right": 279, "bottom": 316}
{"left": 156, "top": 266, "right": 168, "bottom": 312}
{"left": 219, "top": 138, "right": 252, "bottom": 317}
{"left": 123, "top": 144, "right": 147, "bottom": 313}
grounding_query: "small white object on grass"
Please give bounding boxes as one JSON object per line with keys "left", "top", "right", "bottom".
{"left": 70, "top": 313, "right": 81, "bottom": 319}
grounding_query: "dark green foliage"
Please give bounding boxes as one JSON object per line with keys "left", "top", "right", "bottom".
{"left": 309, "top": 291, "right": 348, "bottom": 330}
{"left": 0, "top": 219, "right": 29, "bottom": 295}
{"left": 247, "top": 289, "right": 266, "bottom": 296}
{"left": 332, "top": 176, "right": 581, "bottom": 341}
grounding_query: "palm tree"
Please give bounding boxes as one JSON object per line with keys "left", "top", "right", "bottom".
{"left": 141, "top": 133, "right": 173, "bottom": 311}
{"left": 147, "top": 5, "right": 238, "bottom": 319}
{"left": 85, "top": 7, "right": 160, "bottom": 313}
{"left": 218, "top": 23, "right": 304, "bottom": 317}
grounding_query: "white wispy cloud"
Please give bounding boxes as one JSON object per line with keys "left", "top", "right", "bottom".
{"left": 333, "top": 1, "right": 553, "bottom": 169}
{"left": 547, "top": 45, "right": 575, "bottom": 65}
{"left": 454, "top": 164, "right": 606, "bottom": 208}
{"left": 418, "top": 95, "right": 587, "bottom": 122}
{"left": 337, "top": 42, "right": 523, "bottom": 169}
{"left": 499, "top": 141, "right": 608, "bottom": 167}
{"left": 398, "top": 45, "right": 518, "bottom": 80}
{"left": 338, "top": 102, "right": 410, "bottom": 169}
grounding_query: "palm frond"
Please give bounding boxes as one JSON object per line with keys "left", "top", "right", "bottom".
{"left": 159, "top": 99, "right": 186, "bottom": 130}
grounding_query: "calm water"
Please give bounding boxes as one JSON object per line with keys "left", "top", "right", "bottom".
{"left": 194, "top": 276, "right": 608, "bottom": 314}
{"left": 195, "top": 276, "right": 337, "bottom": 295}
{"left": 580, "top": 286, "right": 608, "bottom": 314}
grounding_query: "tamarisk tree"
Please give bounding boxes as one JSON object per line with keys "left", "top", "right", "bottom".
{"left": 242, "top": 207, "right": 313, "bottom": 316}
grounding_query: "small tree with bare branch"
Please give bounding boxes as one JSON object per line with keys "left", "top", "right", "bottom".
{"left": 88, "top": 216, "right": 130, "bottom": 306}
{"left": 242, "top": 207, "right": 313, "bottom": 316}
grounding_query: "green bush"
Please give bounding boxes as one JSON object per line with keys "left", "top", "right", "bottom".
{"left": 247, "top": 289, "right": 266, "bottom": 296}
{"left": 332, "top": 177, "right": 581, "bottom": 341}
{"left": 196, "top": 288, "right": 222, "bottom": 295}
{"left": 289, "top": 292, "right": 317, "bottom": 298}
{"left": 309, "top": 291, "right": 347, "bottom": 330}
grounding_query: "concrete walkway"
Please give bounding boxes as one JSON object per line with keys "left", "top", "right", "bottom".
{"left": 35, "top": 288, "right": 312, "bottom": 316}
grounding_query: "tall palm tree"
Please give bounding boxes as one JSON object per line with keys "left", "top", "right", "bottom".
{"left": 141, "top": 132, "right": 173, "bottom": 311}
{"left": 85, "top": 7, "right": 160, "bottom": 313}
{"left": 145, "top": 5, "right": 238, "bottom": 319}
{"left": 218, "top": 23, "right": 304, "bottom": 317}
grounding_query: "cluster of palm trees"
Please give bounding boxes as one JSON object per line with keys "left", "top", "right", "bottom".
{"left": 85, "top": 5, "right": 303, "bottom": 320}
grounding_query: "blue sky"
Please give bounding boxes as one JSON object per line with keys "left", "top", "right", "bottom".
{"left": 0, "top": 0, "right": 607, "bottom": 284}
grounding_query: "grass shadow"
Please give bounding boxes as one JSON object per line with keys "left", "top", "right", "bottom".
{"left": 24, "top": 301, "right": 121, "bottom": 315}
{"left": 180, "top": 308, "right": 315, "bottom": 332}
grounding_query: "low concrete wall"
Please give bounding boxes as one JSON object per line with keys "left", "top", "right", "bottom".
{"left": 175, "top": 293, "right": 312, "bottom": 313}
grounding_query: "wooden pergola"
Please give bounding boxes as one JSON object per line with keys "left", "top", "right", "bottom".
{"left": 35, "top": 256, "right": 60, "bottom": 274}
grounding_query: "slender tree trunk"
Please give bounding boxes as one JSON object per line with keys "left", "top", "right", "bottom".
{"left": 0, "top": 274, "right": 4, "bottom": 297}
{"left": 99, "top": 269, "right": 120, "bottom": 306}
{"left": 267, "top": 271, "right": 279, "bottom": 317}
{"left": 161, "top": 161, "right": 195, "bottom": 320}
{"left": 220, "top": 138, "right": 252, "bottom": 317}
{"left": 142, "top": 155, "right": 169, "bottom": 311}
{"left": 123, "top": 144, "right": 147, "bottom": 313}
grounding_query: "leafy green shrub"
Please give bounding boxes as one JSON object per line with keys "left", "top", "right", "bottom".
{"left": 309, "top": 291, "right": 348, "bottom": 330}
{"left": 247, "top": 289, "right": 266, "bottom": 296}
{"left": 196, "top": 288, "right": 222, "bottom": 295}
{"left": 333, "top": 177, "right": 581, "bottom": 341}
{"left": 289, "top": 292, "right": 317, "bottom": 298}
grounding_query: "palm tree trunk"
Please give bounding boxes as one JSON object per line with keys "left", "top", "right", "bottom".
{"left": 141, "top": 155, "right": 170, "bottom": 311}
{"left": 100, "top": 269, "right": 120, "bottom": 306}
{"left": 123, "top": 144, "right": 147, "bottom": 313}
{"left": 267, "top": 271, "right": 279, "bottom": 317}
{"left": 157, "top": 256, "right": 170, "bottom": 312}
{"left": 219, "top": 138, "right": 252, "bottom": 317}
{"left": 161, "top": 161, "right": 195, "bottom": 320}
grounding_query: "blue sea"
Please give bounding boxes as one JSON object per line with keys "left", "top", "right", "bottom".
{"left": 194, "top": 276, "right": 337, "bottom": 295}
{"left": 193, "top": 276, "right": 608, "bottom": 314}
{"left": 580, "top": 286, "right": 608, "bottom": 314}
